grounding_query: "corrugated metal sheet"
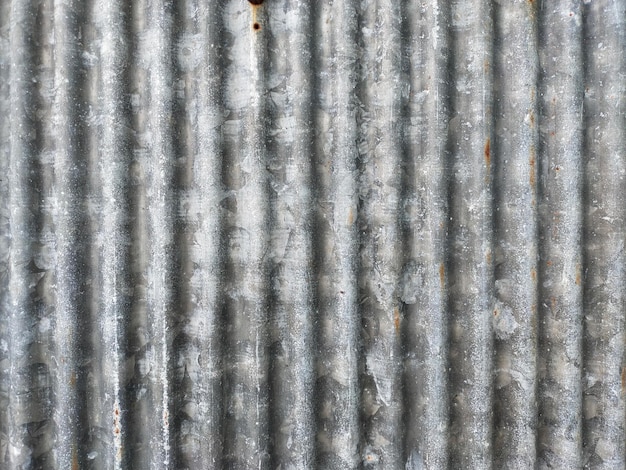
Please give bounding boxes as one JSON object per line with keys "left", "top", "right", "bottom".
{"left": 1, "top": 0, "right": 625, "bottom": 468}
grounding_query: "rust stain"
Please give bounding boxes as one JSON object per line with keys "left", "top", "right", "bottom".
{"left": 70, "top": 371, "right": 76, "bottom": 387}
{"left": 347, "top": 208, "right": 354, "bottom": 225}
{"left": 531, "top": 268, "right": 537, "bottom": 282}
{"left": 546, "top": 260, "right": 552, "bottom": 267}
{"left": 439, "top": 263, "right": 445, "bottom": 287}
{"left": 529, "top": 147, "right": 536, "bottom": 188}
{"left": 621, "top": 366, "right": 626, "bottom": 393}
{"left": 484, "top": 138, "right": 491, "bottom": 167}
{"left": 114, "top": 404, "right": 120, "bottom": 436}
{"left": 493, "top": 308, "right": 499, "bottom": 317}
{"left": 72, "top": 447, "right": 79, "bottom": 470}
{"left": 393, "top": 307, "right": 400, "bottom": 334}
{"left": 529, "top": 112, "right": 535, "bottom": 127}
{"left": 249, "top": 1, "right": 263, "bottom": 30}
{"left": 486, "top": 250, "right": 492, "bottom": 264}
{"left": 575, "top": 263, "right": 581, "bottom": 285}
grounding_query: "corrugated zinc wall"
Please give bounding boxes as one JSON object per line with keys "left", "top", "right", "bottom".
{"left": 1, "top": 0, "right": 625, "bottom": 468}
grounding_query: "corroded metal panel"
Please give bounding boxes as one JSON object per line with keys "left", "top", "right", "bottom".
{"left": 1, "top": 0, "right": 625, "bottom": 469}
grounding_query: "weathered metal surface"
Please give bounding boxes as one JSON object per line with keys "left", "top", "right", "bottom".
{"left": 1, "top": 0, "right": 625, "bottom": 469}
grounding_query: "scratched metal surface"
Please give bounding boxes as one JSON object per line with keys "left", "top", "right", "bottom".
{"left": 1, "top": 0, "right": 625, "bottom": 469}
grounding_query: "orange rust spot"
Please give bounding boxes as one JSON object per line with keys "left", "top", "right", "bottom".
{"left": 347, "top": 208, "right": 354, "bottom": 225}
{"left": 115, "top": 408, "right": 119, "bottom": 416}
{"left": 531, "top": 268, "right": 537, "bottom": 281}
{"left": 486, "top": 250, "right": 492, "bottom": 264}
{"left": 484, "top": 138, "right": 491, "bottom": 167}
{"left": 621, "top": 367, "right": 626, "bottom": 393}
{"left": 575, "top": 263, "right": 581, "bottom": 285}
{"left": 70, "top": 371, "right": 76, "bottom": 387}
{"left": 546, "top": 260, "right": 552, "bottom": 267}
{"left": 72, "top": 447, "right": 79, "bottom": 470}
{"left": 529, "top": 147, "right": 536, "bottom": 188}
{"left": 555, "top": 166, "right": 561, "bottom": 172}
{"left": 493, "top": 308, "right": 499, "bottom": 317}
{"left": 439, "top": 263, "right": 445, "bottom": 287}
{"left": 529, "top": 113, "right": 535, "bottom": 127}
{"left": 115, "top": 427, "right": 120, "bottom": 435}
{"left": 393, "top": 307, "right": 400, "bottom": 334}
{"left": 250, "top": 1, "right": 262, "bottom": 30}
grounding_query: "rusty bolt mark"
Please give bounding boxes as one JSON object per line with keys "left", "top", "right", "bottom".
{"left": 248, "top": 0, "right": 264, "bottom": 4}
{"left": 253, "top": 22, "right": 261, "bottom": 30}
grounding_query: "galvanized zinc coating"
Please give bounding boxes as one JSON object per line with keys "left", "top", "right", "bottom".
{"left": 1, "top": 0, "right": 625, "bottom": 468}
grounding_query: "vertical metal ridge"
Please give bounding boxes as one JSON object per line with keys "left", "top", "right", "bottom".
{"left": 96, "top": 1, "right": 133, "bottom": 467}
{"left": 581, "top": 1, "right": 626, "bottom": 467}
{"left": 0, "top": 0, "right": 11, "bottom": 461}
{"left": 357, "top": 0, "right": 404, "bottom": 467}
{"left": 171, "top": 1, "right": 224, "bottom": 468}
{"left": 126, "top": 1, "right": 174, "bottom": 468}
{"left": 8, "top": 1, "right": 57, "bottom": 467}
{"left": 401, "top": 2, "right": 450, "bottom": 468}
{"left": 221, "top": 2, "right": 270, "bottom": 467}
{"left": 311, "top": 1, "right": 360, "bottom": 467}
{"left": 537, "top": 1, "right": 585, "bottom": 468}
{"left": 52, "top": 1, "right": 91, "bottom": 468}
{"left": 75, "top": 2, "right": 109, "bottom": 466}
{"left": 266, "top": 1, "right": 315, "bottom": 468}
{"left": 491, "top": 1, "right": 539, "bottom": 468}
{"left": 446, "top": 1, "right": 494, "bottom": 467}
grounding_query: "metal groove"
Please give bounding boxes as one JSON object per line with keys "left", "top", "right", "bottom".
{"left": 1, "top": 1, "right": 626, "bottom": 469}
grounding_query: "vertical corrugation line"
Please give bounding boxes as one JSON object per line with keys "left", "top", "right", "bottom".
{"left": 537, "top": 1, "right": 585, "bottom": 468}
{"left": 311, "top": 1, "right": 360, "bottom": 468}
{"left": 446, "top": 1, "right": 494, "bottom": 468}
{"left": 2, "top": 0, "right": 626, "bottom": 469}
{"left": 492, "top": 1, "right": 539, "bottom": 468}
{"left": 582, "top": 0, "right": 626, "bottom": 467}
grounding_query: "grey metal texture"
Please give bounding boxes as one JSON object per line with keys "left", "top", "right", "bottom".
{"left": 0, "top": 0, "right": 625, "bottom": 469}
